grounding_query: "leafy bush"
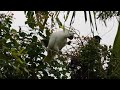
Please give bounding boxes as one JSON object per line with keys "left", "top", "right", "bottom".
{"left": 0, "top": 11, "right": 118, "bottom": 79}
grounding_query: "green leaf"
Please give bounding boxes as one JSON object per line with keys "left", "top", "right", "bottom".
{"left": 89, "top": 11, "right": 94, "bottom": 27}
{"left": 25, "top": 21, "right": 28, "bottom": 24}
{"left": 19, "top": 32, "right": 26, "bottom": 37}
{"left": 89, "top": 11, "right": 94, "bottom": 36}
{"left": 11, "top": 29, "right": 17, "bottom": 34}
{"left": 24, "top": 11, "right": 27, "bottom": 15}
{"left": 113, "top": 22, "right": 120, "bottom": 58}
{"left": 25, "top": 11, "right": 36, "bottom": 29}
{"left": 27, "top": 11, "right": 34, "bottom": 18}
{"left": 38, "top": 32, "right": 45, "bottom": 38}
{"left": 59, "top": 25, "right": 65, "bottom": 30}
{"left": 109, "top": 22, "right": 120, "bottom": 78}
{"left": 23, "top": 67, "right": 29, "bottom": 73}
{"left": 84, "top": 11, "right": 87, "bottom": 22}
{"left": 37, "top": 22, "right": 44, "bottom": 30}
{"left": 43, "top": 18, "right": 48, "bottom": 28}
{"left": 65, "top": 11, "right": 70, "bottom": 21}
{"left": 54, "top": 11, "right": 60, "bottom": 17}
{"left": 93, "top": 11, "right": 98, "bottom": 31}
{"left": 70, "top": 11, "right": 76, "bottom": 26}
{"left": 16, "top": 57, "right": 24, "bottom": 64}
{"left": 32, "top": 36, "right": 37, "bottom": 42}
{"left": 46, "top": 29, "right": 50, "bottom": 36}
{"left": 56, "top": 17, "right": 62, "bottom": 28}
{"left": 17, "top": 48, "right": 25, "bottom": 56}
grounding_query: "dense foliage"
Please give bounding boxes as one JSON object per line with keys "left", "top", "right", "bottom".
{"left": 0, "top": 11, "right": 119, "bottom": 79}
{"left": 0, "top": 12, "right": 71, "bottom": 79}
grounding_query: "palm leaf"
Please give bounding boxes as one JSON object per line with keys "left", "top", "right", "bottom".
{"left": 89, "top": 11, "right": 94, "bottom": 36}
{"left": 70, "top": 11, "right": 76, "bottom": 26}
{"left": 109, "top": 22, "right": 120, "bottom": 78}
{"left": 113, "top": 22, "right": 120, "bottom": 59}
{"left": 84, "top": 11, "right": 87, "bottom": 22}
{"left": 89, "top": 11, "right": 94, "bottom": 27}
{"left": 56, "top": 17, "right": 62, "bottom": 28}
{"left": 93, "top": 11, "right": 98, "bottom": 31}
{"left": 65, "top": 11, "right": 70, "bottom": 21}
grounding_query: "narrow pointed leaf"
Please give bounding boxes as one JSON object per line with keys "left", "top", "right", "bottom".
{"left": 56, "top": 17, "right": 62, "bottom": 28}
{"left": 70, "top": 11, "right": 76, "bottom": 26}
{"left": 84, "top": 11, "right": 87, "bottom": 22}
{"left": 93, "top": 11, "right": 98, "bottom": 31}
{"left": 110, "top": 22, "right": 120, "bottom": 78}
{"left": 54, "top": 11, "right": 60, "bottom": 18}
{"left": 89, "top": 11, "right": 93, "bottom": 27}
{"left": 65, "top": 11, "right": 70, "bottom": 21}
{"left": 113, "top": 22, "right": 120, "bottom": 59}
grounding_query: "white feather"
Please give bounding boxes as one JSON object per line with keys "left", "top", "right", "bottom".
{"left": 43, "top": 29, "right": 74, "bottom": 62}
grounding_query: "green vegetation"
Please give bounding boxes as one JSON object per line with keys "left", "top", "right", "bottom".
{"left": 0, "top": 11, "right": 120, "bottom": 79}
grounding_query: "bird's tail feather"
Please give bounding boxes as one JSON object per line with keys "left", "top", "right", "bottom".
{"left": 43, "top": 50, "right": 56, "bottom": 63}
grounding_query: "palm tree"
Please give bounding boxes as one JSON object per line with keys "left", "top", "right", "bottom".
{"left": 25, "top": 11, "right": 120, "bottom": 79}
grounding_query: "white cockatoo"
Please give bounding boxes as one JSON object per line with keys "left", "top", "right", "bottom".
{"left": 44, "top": 29, "right": 74, "bottom": 62}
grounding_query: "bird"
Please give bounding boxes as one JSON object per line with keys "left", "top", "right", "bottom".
{"left": 93, "top": 35, "right": 101, "bottom": 44}
{"left": 43, "top": 29, "right": 74, "bottom": 63}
